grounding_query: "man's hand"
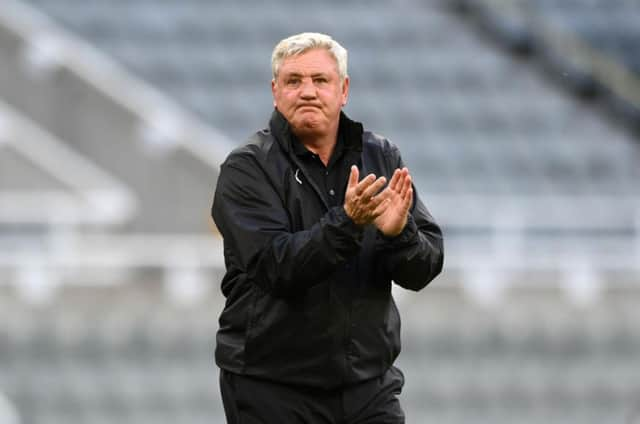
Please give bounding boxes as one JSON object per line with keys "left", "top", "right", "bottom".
{"left": 374, "top": 167, "right": 413, "bottom": 237}
{"left": 344, "top": 166, "right": 389, "bottom": 226}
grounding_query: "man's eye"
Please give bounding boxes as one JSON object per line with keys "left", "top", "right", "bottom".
{"left": 314, "top": 78, "right": 327, "bottom": 84}
{"left": 287, "top": 79, "right": 300, "bottom": 86}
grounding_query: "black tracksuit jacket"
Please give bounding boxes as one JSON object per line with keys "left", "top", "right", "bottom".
{"left": 211, "top": 110, "right": 444, "bottom": 389}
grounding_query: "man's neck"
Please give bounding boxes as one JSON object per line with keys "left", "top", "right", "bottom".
{"left": 299, "top": 135, "right": 336, "bottom": 166}
{"left": 294, "top": 123, "right": 340, "bottom": 166}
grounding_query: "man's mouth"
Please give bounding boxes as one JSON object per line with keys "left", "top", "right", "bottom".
{"left": 298, "top": 104, "right": 320, "bottom": 110}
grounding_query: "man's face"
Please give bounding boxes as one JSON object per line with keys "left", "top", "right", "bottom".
{"left": 272, "top": 48, "right": 349, "bottom": 140}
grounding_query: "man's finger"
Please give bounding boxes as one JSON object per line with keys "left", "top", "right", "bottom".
{"left": 361, "top": 176, "right": 386, "bottom": 200}
{"left": 401, "top": 185, "right": 413, "bottom": 212}
{"left": 399, "top": 172, "right": 412, "bottom": 199}
{"left": 372, "top": 198, "right": 391, "bottom": 217}
{"left": 389, "top": 168, "right": 401, "bottom": 192}
{"left": 369, "top": 188, "right": 391, "bottom": 210}
{"left": 355, "top": 173, "right": 377, "bottom": 196}
{"left": 347, "top": 165, "right": 359, "bottom": 191}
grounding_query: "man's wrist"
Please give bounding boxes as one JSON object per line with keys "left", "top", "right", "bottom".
{"left": 377, "top": 216, "right": 417, "bottom": 245}
{"left": 338, "top": 206, "right": 366, "bottom": 234}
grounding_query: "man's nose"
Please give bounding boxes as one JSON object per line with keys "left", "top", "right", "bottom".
{"left": 300, "top": 79, "right": 316, "bottom": 98}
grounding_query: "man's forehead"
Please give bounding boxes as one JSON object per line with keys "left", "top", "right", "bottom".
{"left": 278, "top": 49, "right": 339, "bottom": 75}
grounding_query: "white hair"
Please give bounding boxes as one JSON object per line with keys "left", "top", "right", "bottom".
{"left": 271, "top": 32, "right": 348, "bottom": 81}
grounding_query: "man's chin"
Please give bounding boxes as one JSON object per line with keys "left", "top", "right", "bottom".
{"left": 292, "top": 118, "right": 327, "bottom": 137}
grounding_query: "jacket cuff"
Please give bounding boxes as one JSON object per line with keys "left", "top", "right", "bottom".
{"left": 376, "top": 215, "right": 418, "bottom": 249}
{"left": 335, "top": 206, "right": 365, "bottom": 241}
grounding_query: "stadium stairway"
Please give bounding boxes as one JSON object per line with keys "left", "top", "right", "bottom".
{"left": 0, "top": 0, "right": 227, "bottom": 304}
{"left": 0, "top": 0, "right": 233, "bottom": 234}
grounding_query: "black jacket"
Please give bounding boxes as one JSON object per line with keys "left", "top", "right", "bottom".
{"left": 212, "top": 110, "right": 444, "bottom": 389}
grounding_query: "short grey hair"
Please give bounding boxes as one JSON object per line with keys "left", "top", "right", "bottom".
{"left": 271, "top": 32, "right": 348, "bottom": 81}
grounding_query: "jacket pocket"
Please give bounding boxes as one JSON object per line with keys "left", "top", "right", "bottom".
{"left": 244, "top": 283, "right": 332, "bottom": 371}
{"left": 388, "top": 296, "right": 402, "bottom": 361}
{"left": 244, "top": 286, "right": 264, "bottom": 362}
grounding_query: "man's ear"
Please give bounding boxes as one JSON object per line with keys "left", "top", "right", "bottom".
{"left": 271, "top": 79, "right": 277, "bottom": 107}
{"left": 341, "top": 76, "right": 350, "bottom": 106}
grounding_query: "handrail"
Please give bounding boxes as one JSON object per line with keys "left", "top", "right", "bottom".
{"left": 0, "top": 233, "right": 224, "bottom": 269}
{"left": 423, "top": 193, "right": 640, "bottom": 231}
{"left": 0, "top": 232, "right": 224, "bottom": 304}
{"left": 1, "top": 230, "right": 637, "bottom": 306}
{"left": 0, "top": 100, "right": 137, "bottom": 225}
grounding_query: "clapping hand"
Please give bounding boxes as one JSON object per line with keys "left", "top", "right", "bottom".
{"left": 344, "top": 166, "right": 413, "bottom": 237}
{"left": 374, "top": 167, "right": 412, "bottom": 237}
{"left": 343, "top": 166, "right": 388, "bottom": 226}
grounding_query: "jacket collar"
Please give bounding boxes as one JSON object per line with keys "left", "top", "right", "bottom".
{"left": 269, "top": 108, "right": 364, "bottom": 155}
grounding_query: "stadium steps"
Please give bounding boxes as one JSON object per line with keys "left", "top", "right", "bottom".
{"left": 0, "top": 0, "right": 233, "bottom": 234}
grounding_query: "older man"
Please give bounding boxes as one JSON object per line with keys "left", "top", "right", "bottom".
{"left": 212, "top": 32, "right": 443, "bottom": 424}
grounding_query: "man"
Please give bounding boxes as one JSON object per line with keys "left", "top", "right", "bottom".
{"left": 212, "top": 32, "right": 443, "bottom": 423}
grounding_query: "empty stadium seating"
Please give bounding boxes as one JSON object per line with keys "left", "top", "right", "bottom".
{"left": 16, "top": 0, "right": 640, "bottom": 235}
{"left": 2, "top": 282, "right": 640, "bottom": 424}
{"left": 456, "top": 0, "right": 640, "bottom": 124}
{"left": 1, "top": 0, "right": 640, "bottom": 423}
{"left": 527, "top": 0, "right": 640, "bottom": 75}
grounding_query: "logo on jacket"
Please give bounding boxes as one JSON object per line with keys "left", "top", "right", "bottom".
{"left": 294, "top": 168, "right": 302, "bottom": 185}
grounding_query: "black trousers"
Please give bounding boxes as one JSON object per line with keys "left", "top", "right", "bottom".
{"left": 219, "top": 366, "right": 406, "bottom": 424}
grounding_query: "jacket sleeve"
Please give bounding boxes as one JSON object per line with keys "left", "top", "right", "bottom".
{"left": 212, "top": 151, "right": 364, "bottom": 297}
{"left": 377, "top": 153, "right": 444, "bottom": 291}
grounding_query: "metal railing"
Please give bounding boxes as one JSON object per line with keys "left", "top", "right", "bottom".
{"left": 0, "top": 232, "right": 224, "bottom": 304}
{"left": 0, "top": 100, "right": 137, "bottom": 226}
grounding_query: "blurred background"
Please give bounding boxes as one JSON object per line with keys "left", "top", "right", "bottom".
{"left": 1, "top": 0, "right": 639, "bottom": 423}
